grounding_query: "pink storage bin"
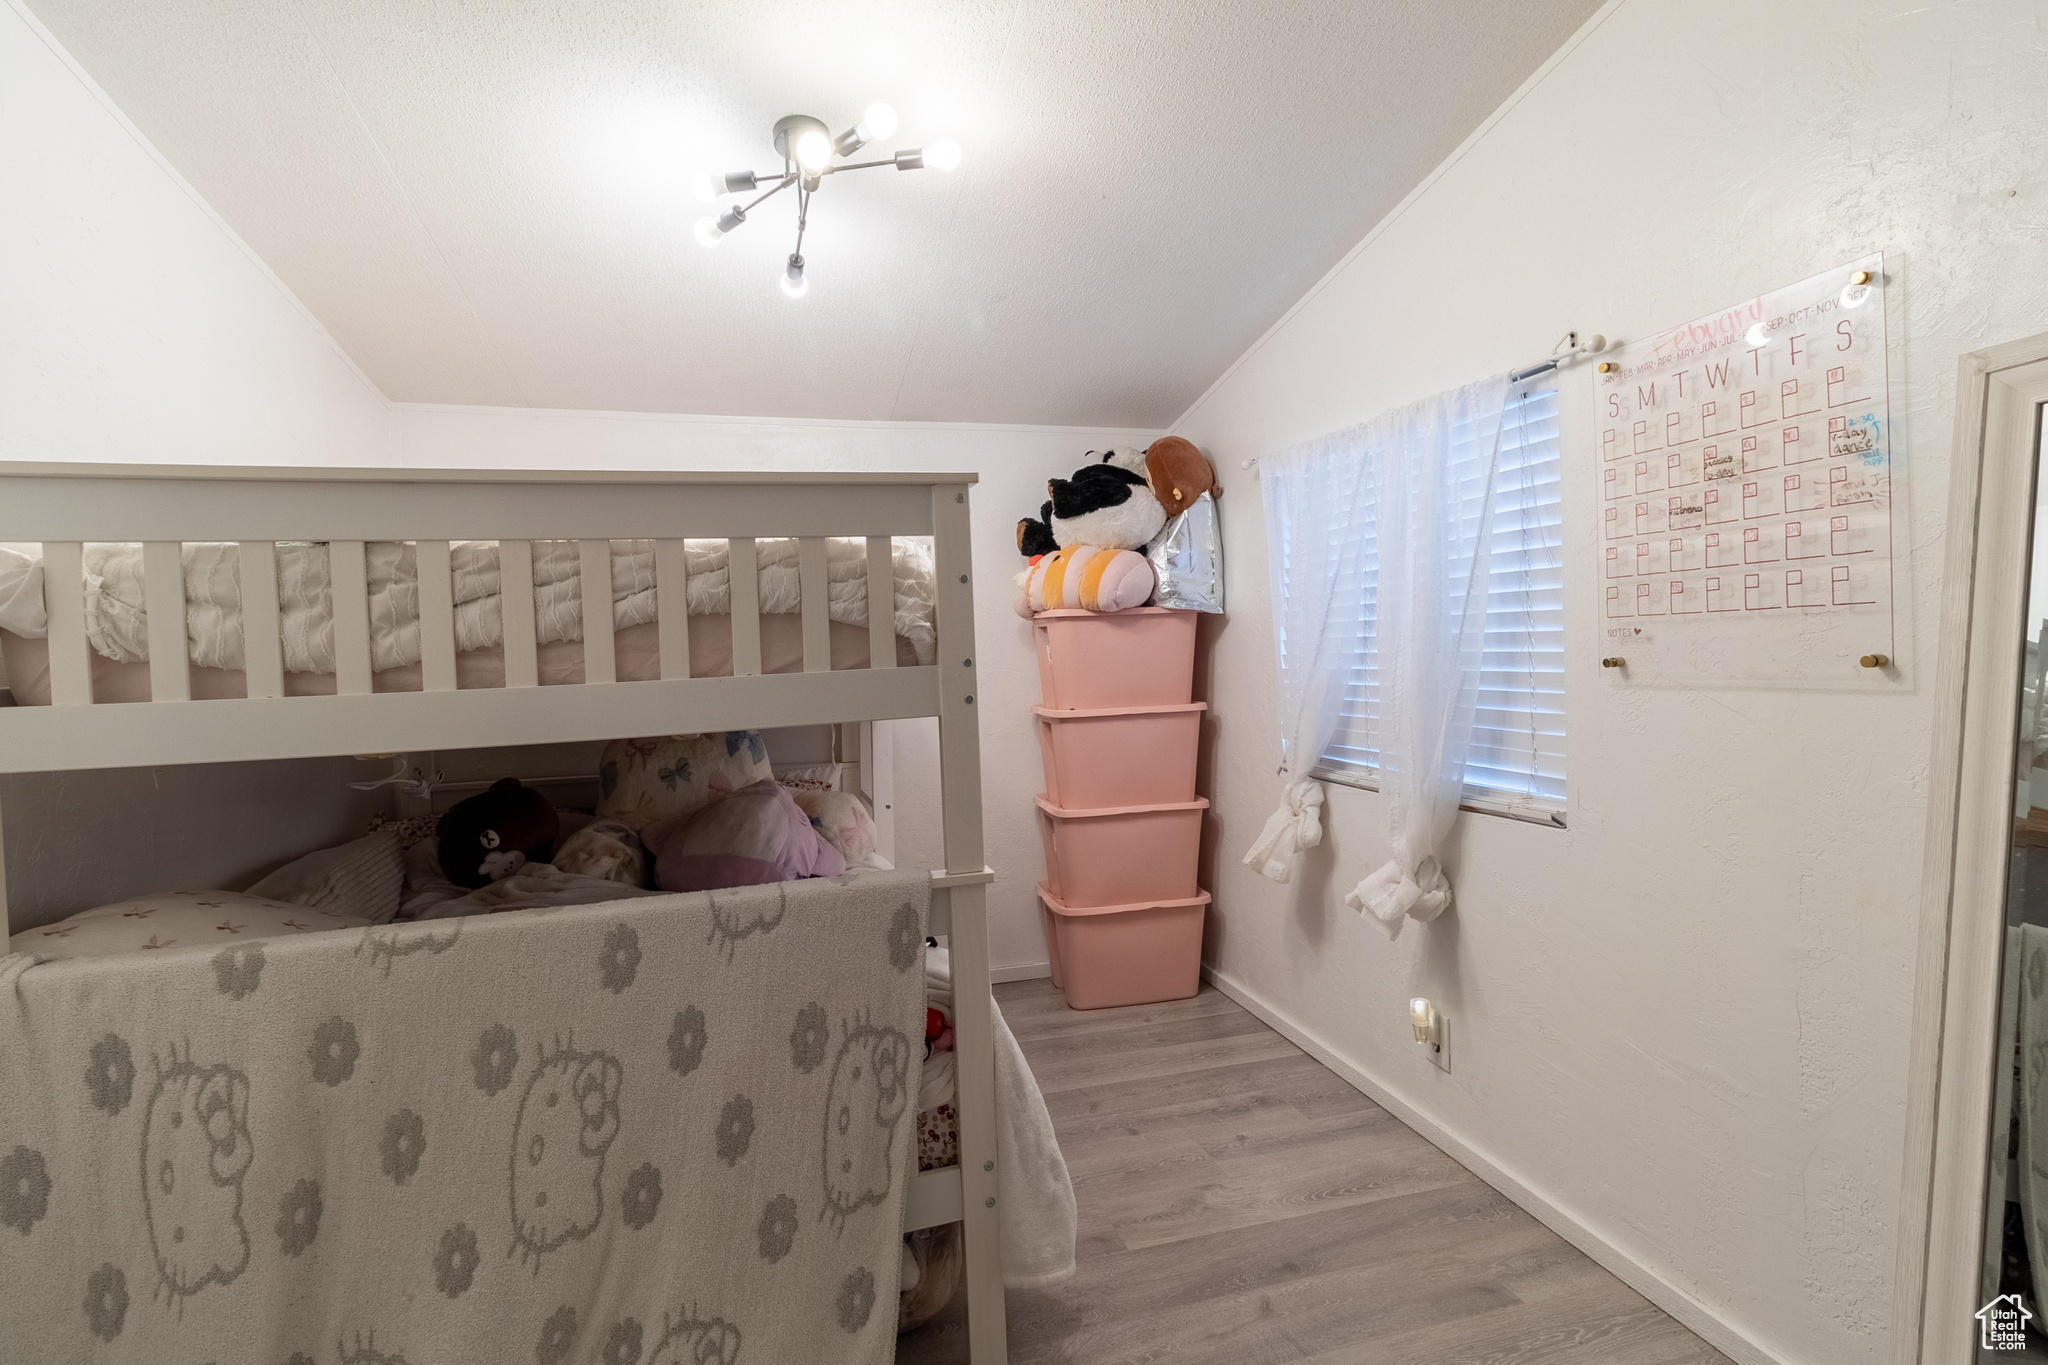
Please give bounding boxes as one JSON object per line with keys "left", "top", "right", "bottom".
{"left": 1038, "top": 884, "right": 1208, "bottom": 1010}
{"left": 1039, "top": 899, "right": 1066, "bottom": 991}
{"left": 1035, "top": 794, "right": 1206, "bottom": 908}
{"left": 1035, "top": 703, "right": 1205, "bottom": 809}
{"left": 1032, "top": 607, "right": 1196, "bottom": 710}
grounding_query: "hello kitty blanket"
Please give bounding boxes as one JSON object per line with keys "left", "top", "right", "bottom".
{"left": 0, "top": 870, "right": 928, "bottom": 1365}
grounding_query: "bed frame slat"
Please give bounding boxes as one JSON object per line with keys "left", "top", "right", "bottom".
{"left": 238, "top": 542, "right": 285, "bottom": 699}
{"left": 729, "top": 537, "right": 762, "bottom": 677}
{"left": 416, "top": 540, "right": 458, "bottom": 693}
{"left": 329, "top": 540, "right": 373, "bottom": 696}
{"left": 499, "top": 540, "right": 539, "bottom": 688}
{"left": 40, "top": 541, "right": 92, "bottom": 706}
{"left": 655, "top": 539, "right": 690, "bottom": 680}
{"left": 142, "top": 542, "right": 191, "bottom": 703}
{"left": 904, "top": 1165, "right": 963, "bottom": 1232}
{"left": 578, "top": 540, "right": 616, "bottom": 685}
{"left": 865, "top": 536, "right": 895, "bottom": 670}
{"left": 798, "top": 536, "right": 831, "bottom": 673}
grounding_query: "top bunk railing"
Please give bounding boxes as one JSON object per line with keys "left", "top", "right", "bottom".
{"left": 0, "top": 464, "right": 978, "bottom": 777}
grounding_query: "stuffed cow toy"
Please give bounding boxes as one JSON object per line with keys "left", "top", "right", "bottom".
{"left": 1016, "top": 448, "right": 1164, "bottom": 614}
{"left": 1014, "top": 440, "right": 1219, "bottom": 615}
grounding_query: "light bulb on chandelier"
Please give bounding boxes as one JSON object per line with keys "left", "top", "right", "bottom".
{"left": 794, "top": 129, "right": 833, "bottom": 174}
{"left": 694, "top": 204, "right": 744, "bottom": 248}
{"left": 859, "top": 102, "right": 898, "bottom": 141}
{"left": 781, "top": 254, "right": 808, "bottom": 299}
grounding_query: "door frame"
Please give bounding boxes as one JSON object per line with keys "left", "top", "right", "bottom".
{"left": 1899, "top": 334, "right": 2048, "bottom": 1363}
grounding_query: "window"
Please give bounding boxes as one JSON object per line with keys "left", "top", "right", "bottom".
{"left": 1311, "top": 383, "right": 1567, "bottom": 822}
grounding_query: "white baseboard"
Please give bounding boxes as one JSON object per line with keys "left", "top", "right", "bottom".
{"left": 1200, "top": 964, "right": 1792, "bottom": 1365}
{"left": 992, "top": 961, "right": 1053, "bottom": 984}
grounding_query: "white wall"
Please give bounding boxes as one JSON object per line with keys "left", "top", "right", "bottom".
{"left": 389, "top": 405, "right": 1162, "bottom": 974}
{"left": 1172, "top": 2, "right": 2048, "bottom": 1362}
{"left": 0, "top": 0, "right": 388, "bottom": 465}
{"left": 0, "top": 760, "right": 395, "bottom": 927}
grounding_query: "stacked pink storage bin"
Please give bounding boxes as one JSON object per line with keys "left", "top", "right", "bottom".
{"left": 1031, "top": 607, "right": 1208, "bottom": 1009}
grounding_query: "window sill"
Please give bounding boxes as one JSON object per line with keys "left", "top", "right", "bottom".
{"left": 1310, "top": 766, "right": 1567, "bottom": 829}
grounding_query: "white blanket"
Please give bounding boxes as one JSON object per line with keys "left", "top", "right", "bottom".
{"left": 0, "top": 537, "right": 937, "bottom": 670}
{"left": 924, "top": 947, "right": 1077, "bottom": 1290}
{"left": 0, "top": 871, "right": 930, "bottom": 1365}
{"left": 395, "top": 838, "right": 668, "bottom": 922}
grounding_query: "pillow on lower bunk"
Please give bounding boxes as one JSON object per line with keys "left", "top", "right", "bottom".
{"left": 645, "top": 778, "right": 846, "bottom": 892}
{"left": 10, "top": 890, "right": 371, "bottom": 961}
{"left": 790, "top": 788, "right": 878, "bottom": 865}
{"left": 773, "top": 763, "right": 845, "bottom": 792}
{"left": 365, "top": 812, "right": 439, "bottom": 849}
{"left": 551, "top": 818, "right": 651, "bottom": 888}
{"left": 245, "top": 829, "right": 404, "bottom": 923}
{"left": 595, "top": 731, "right": 773, "bottom": 832}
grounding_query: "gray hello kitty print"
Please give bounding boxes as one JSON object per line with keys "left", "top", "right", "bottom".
{"left": 0, "top": 870, "right": 927, "bottom": 1365}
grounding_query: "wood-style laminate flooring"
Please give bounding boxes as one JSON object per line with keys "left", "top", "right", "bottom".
{"left": 897, "top": 980, "right": 1733, "bottom": 1365}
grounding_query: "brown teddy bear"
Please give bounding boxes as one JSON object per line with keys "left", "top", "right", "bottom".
{"left": 1141, "top": 436, "right": 1221, "bottom": 516}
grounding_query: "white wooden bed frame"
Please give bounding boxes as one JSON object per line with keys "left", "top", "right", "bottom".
{"left": 0, "top": 462, "right": 1009, "bottom": 1364}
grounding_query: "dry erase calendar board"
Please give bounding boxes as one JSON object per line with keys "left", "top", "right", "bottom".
{"left": 1592, "top": 253, "right": 1895, "bottom": 685}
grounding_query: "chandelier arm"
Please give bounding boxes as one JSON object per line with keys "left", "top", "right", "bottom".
{"left": 791, "top": 183, "right": 810, "bottom": 260}
{"left": 821, "top": 158, "right": 899, "bottom": 174}
{"left": 741, "top": 174, "right": 798, "bottom": 214}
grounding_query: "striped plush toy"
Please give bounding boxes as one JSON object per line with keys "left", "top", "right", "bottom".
{"left": 1015, "top": 544, "right": 1156, "bottom": 615}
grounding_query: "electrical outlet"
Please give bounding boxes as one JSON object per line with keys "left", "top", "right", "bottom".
{"left": 1424, "top": 1013, "right": 1450, "bottom": 1072}
{"left": 1410, "top": 997, "right": 1450, "bottom": 1073}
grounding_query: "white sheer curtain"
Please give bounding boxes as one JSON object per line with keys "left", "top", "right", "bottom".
{"left": 1238, "top": 427, "right": 1377, "bottom": 882}
{"left": 1244, "top": 376, "right": 1510, "bottom": 940}
{"left": 1345, "top": 377, "right": 1508, "bottom": 937}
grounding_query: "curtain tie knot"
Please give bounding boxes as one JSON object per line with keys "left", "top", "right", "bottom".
{"left": 1241, "top": 780, "right": 1324, "bottom": 884}
{"left": 1345, "top": 855, "right": 1452, "bottom": 940}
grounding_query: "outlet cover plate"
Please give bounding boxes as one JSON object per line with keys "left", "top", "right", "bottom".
{"left": 1424, "top": 1015, "right": 1450, "bottom": 1073}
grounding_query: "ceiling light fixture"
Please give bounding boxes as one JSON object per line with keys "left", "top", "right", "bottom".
{"left": 692, "top": 104, "right": 958, "bottom": 298}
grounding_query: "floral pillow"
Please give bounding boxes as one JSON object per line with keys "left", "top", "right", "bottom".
{"left": 790, "top": 788, "right": 878, "bottom": 865}
{"left": 552, "top": 818, "right": 651, "bottom": 888}
{"left": 11, "top": 890, "right": 370, "bottom": 962}
{"left": 774, "top": 763, "right": 845, "bottom": 793}
{"left": 594, "top": 731, "right": 773, "bottom": 832}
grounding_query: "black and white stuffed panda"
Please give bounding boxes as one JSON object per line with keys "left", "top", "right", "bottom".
{"left": 1016, "top": 449, "right": 1167, "bottom": 556}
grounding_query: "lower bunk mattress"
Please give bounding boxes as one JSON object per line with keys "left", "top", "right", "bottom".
{"left": 0, "top": 872, "right": 937, "bottom": 1363}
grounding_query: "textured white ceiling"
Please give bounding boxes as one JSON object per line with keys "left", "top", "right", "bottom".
{"left": 30, "top": 0, "right": 1601, "bottom": 427}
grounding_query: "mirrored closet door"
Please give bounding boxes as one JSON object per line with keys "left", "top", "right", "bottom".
{"left": 1979, "top": 411, "right": 2048, "bottom": 1359}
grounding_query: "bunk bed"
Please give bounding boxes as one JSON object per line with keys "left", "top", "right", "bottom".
{"left": 0, "top": 463, "right": 1019, "bottom": 1365}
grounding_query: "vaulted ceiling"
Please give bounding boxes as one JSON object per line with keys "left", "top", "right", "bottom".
{"left": 30, "top": 0, "right": 1601, "bottom": 427}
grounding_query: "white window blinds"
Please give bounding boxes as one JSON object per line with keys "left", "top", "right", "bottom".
{"left": 1312, "top": 382, "right": 1567, "bottom": 820}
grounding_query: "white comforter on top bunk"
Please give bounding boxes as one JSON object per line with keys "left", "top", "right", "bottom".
{"left": 0, "top": 538, "right": 938, "bottom": 672}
